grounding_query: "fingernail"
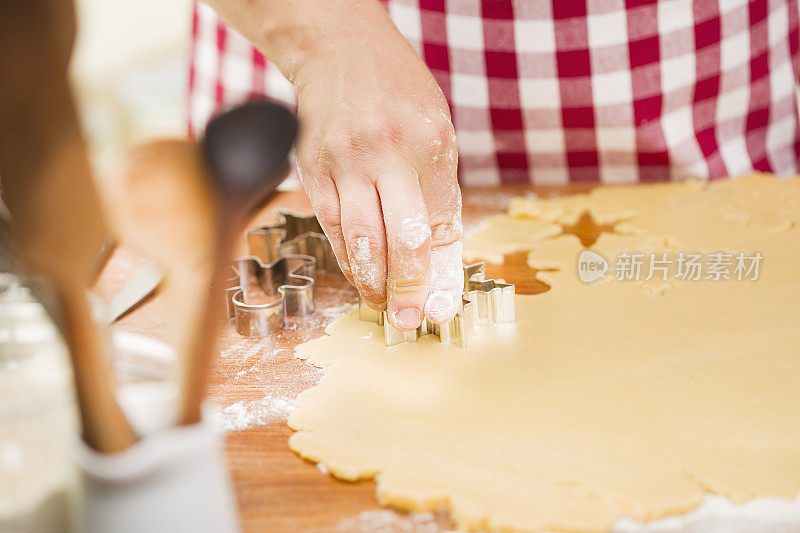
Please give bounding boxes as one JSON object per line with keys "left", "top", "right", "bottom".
{"left": 393, "top": 307, "right": 421, "bottom": 330}
{"left": 424, "top": 290, "right": 457, "bottom": 323}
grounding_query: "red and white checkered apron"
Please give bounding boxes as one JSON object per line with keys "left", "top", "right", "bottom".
{"left": 188, "top": 0, "right": 800, "bottom": 185}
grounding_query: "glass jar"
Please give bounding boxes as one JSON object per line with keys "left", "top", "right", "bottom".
{"left": 0, "top": 273, "right": 79, "bottom": 533}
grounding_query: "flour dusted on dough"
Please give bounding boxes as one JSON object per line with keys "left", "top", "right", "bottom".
{"left": 290, "top": 174, "right": 800, "bottom": 532}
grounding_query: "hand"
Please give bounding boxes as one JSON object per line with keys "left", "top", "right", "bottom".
{"left": 202, "top": 0, "right": 464, "bottom": 331}
{"left": 292, "top": 12, "right": 463, "bottom": 331}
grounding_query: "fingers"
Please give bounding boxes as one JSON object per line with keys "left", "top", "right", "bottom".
{"left": 425, "top": 239, "right": 463, "bottom": 323}
{"left": 299, "top": 144, "right": 390, "bottom": 311}
{"left": 296, "top": 164, "right": 354, "bottom": 288}
{"left": 297, "top": 90, "right": 462, "bottom": 329}
{"left": 336, "top": 177, "right": 388, "bottom": 308}
{"left": 376, "top": 160, "right": 431, "bottom": 331}
{"left": 302, "top": 152, "right": 461, "bottom": 327}
{"left": 412, "top": 115, "right": 464, "bottom": 324}
{"left": 421, "top": 186, "right": 463, "bottom": 324}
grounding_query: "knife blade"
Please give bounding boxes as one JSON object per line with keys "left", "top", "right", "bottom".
{"left": 106, "top": 260, "right": 164, "bottom": 324}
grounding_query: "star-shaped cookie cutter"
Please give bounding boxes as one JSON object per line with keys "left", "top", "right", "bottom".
{"left": 245, "top": 210, "right": 340, "bottom": 275}
{"left": 358, "top": 262, "right": 516, "bottom": 348}
{"left": 226, "top": 210, "right": 340, "bottom": 337}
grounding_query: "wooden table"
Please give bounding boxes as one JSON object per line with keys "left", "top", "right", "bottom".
{"left": 95, "top": 185, "right": 595, "bottom": 533}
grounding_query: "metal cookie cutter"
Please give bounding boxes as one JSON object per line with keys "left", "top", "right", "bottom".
{"left": 227, "top": 210, "right": 341, "bottom": 337}
{"left": 358, "top": 262, "right": 515, "bottom": 348}
{"left": 246, "top": 210, "right": 340, "bottom": 274}
{"left": 227, "top": 255, "right": 316, "bottom": 337}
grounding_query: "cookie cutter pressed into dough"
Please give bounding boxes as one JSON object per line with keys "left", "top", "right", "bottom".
{"left": 227, "top": 211, "right": 341, "bottom": 337}
{"left": 358, "top": 262, "right": 516, "bottom": 348}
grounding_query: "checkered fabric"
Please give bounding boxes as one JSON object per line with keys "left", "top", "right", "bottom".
{"left": 188, "top": 0, "right": 800, "bottom": 185}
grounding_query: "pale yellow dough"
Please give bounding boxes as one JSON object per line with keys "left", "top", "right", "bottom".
{"left": 289, "top": 174, "right": 800, "bottom": 532}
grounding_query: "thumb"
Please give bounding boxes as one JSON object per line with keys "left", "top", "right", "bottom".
{"left": 376, "top": 161, "right": 431, "bottom": 331}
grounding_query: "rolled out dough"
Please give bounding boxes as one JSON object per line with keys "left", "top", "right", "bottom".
{"left": 289, "top": 174, "right": 800, "bottom": 532}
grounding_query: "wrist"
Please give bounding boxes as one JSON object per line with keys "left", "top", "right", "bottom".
{"left": 255, "top": 0, "right": 393, "bottom": 85}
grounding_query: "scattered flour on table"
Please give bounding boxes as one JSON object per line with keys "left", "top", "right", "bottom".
{"left": 217, "top": 338, "right": 263, "bottom": 360}
{"left": 334, "top": 510, "right": 458, "bottom": 533}
{"left": 614, "top": 494, "right": 800, "bottom": 532}
{"left": 216, "top": 396, "right": 295, "bottom": 432}
{"left": 215, "top": 303, "right": 354, "bottom": 433}
{"left": 320, "top": 302, "right": 356, "bottom": 319}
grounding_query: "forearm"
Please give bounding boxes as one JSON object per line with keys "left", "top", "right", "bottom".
{"left": 203, "top": 0, "right": 401, "bottom": 85}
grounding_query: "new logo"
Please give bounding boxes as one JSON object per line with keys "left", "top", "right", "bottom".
{"left": 577, "top": 250, "right": 608, "bottom": 284}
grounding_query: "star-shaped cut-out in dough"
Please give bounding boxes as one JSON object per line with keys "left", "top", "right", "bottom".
{"left": 559, "top": 211, "right": 622, "bottom": 247}
{"left": 484, "top": 251, "right": 556, "bottom": 295}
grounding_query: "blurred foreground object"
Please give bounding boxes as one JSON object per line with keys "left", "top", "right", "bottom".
{"left": 104, "top": 100, "right": 298, "bottom": 425}
{"left": 0, "top": 274, "right": 78, "bottom": 532}
{"left": 0, "top": 0, "right": 135, "bottom": 453}
{"left": 90, "top": 98, "right": 296, "bottom": 533}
